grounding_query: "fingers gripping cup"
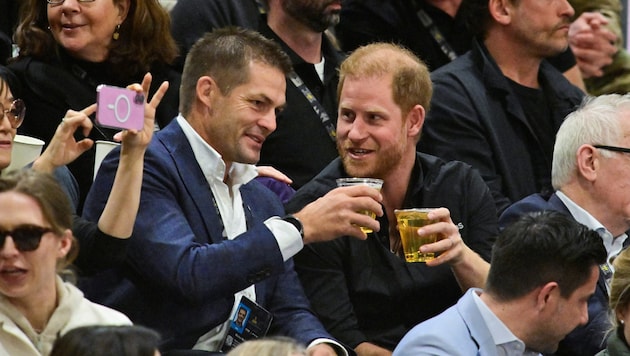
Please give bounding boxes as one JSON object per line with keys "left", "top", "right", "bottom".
{"left": 395, "top": 208, "right": 438, "bottom": 262}
{"left": 336, "top": 177, "right": 383, "bottom": 233}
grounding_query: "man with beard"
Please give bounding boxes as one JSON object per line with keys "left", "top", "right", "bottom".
{"left": 417, "top": 0, "right": 585, "bottom": 216}
{"left": 171, "top": 0, "right": 344, "bottom": 189}
{"left": 285, "top": 43, "right": 497, "bottom": 356}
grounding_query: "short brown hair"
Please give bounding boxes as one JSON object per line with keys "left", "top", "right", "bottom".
{"left": 179, "top": 27, "right": 292, "bottom": 116}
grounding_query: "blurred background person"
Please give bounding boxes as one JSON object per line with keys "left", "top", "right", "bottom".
{"left": 598, "top": 248, "right": 630, "bottom": 356}
{"left": 50, "top": 325, "right": 161, "bottom": 356}
{"left": 8, "top": 0, "right": 179, "bottom": 209}
{"left": 227, "top": 337, "right": 307, "bottom": 356}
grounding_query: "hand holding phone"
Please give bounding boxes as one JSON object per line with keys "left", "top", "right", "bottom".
{"left": 96, "top": 85, "right": 145, "bottom": 130}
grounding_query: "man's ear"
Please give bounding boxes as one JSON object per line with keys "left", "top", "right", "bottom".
{"left": 488, "top": 0, "right": 513, "bottom": 25}
{"left": 535, "top": 281, "right": 560, "bottom": 312}
{"left": 575, "top": 144, "right": 599, "bottom": 182}
{"left": 196, "top": 76, "right": 218, "bottom": 109}
{"left": 406, "top": 104, "right": 425, "bottom": 138}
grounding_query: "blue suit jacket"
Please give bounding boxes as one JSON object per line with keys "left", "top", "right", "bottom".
{"left": 501, "top": 193, "right": 626, "bottom": 356}
{"left": 393, "top": 289, "right": 497, "bottom": 356}
{"left": 82, "top": 120, "right": 332, "bottom": 350}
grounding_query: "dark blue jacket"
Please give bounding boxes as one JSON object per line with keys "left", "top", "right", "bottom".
{"left": 500, "top": 193, "right": 628, "bottom": 356}
{"left": 82, "top": 120, "right": 333, "bottom": 350}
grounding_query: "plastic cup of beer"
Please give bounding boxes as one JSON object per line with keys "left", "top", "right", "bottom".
{"left": 336, "top": 177, "right": 383, "bottom": 233}
{"left": 394, "top": 208, "right": 438, "bottom": 262}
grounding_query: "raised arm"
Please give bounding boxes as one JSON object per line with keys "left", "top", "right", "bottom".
{"left": 96, "top": 73, "right": 168, "bottom": 238}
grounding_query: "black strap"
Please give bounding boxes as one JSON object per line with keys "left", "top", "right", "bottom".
{"left": 288, "top": 71, "right": 337, "bottom": 143}
{"left": 415, "top": 7, "right": 458, "bottom": 62}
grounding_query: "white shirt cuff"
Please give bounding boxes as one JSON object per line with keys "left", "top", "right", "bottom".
{"left": 308, "top": 338, "right": 349, "bottom": 356}
{"left": 265, "top": 216, "right": 304, "bottom": 261}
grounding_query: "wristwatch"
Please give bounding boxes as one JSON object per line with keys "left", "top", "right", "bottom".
{"left": 282, "top": 214, "right": 304, "bottom": 239}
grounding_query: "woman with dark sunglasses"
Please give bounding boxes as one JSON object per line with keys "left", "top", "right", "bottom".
{"left": 0, "top": 67, "right": 168, "bottom": 275}
{"left": 0, "top": 169, "right": 132, "bottom": 356}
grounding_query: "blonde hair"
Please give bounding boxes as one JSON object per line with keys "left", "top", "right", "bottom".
{"left": 610, "top": 248, "right": 630, "bottom": 327}
{"left": 338, "top": 43, "right": 432, "bottom": 119}
{"left": 226, "top": 337, "right": 307, "bottom": 356}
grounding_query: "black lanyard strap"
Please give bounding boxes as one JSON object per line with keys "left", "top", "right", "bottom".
{"left": 288, "top": 71, "right": 337, "bottom": 143}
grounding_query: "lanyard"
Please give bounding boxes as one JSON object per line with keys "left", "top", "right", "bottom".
{"left": 415, "top": 8, "right": 458, "bottom": 62}
{"left": 288, "top": 71, "right": 337, "bottom": 143}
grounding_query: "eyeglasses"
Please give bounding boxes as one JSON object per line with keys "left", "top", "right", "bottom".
{"left": 593, "top": 145, "right": 630, "bottom": 155}
{"left": 0, "top": 224, "right": 53, "bottom": 252}
{"left": 1, "top": 99, "right": 26, "bottom": 129}
{"left": 46, "top": 0, "right": 95, "bottom": 4}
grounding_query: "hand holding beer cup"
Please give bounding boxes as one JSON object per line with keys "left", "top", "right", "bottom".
{"left": 395, "top": 207, "right": 467, "bottom": 266}
{"left": 336, "top": 178, "right": 383, "bottom": 233}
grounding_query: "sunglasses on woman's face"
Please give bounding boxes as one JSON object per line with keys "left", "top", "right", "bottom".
{"left": 0, "top": 224, "right": 53, "bottom": 252}
{"left": 1, "top": 99, "right": 26, "bottom": 129}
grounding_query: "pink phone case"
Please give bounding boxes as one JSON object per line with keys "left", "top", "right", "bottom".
{"left": 96, "top": 85, "right": 145, "bottom": 130}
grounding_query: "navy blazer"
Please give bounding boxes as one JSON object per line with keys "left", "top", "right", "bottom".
{"left": 82, "top": 120, "right": 332, "bottom": 350}
{"left": 394, "top": 289, "right": 497, "bottom": 356}
{"left": 501, "top": 193, "right": 627, "bottom": 356}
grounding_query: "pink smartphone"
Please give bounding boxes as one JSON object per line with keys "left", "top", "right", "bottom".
{"left": 96, "top": 85, "right": 145, "bottom": 130}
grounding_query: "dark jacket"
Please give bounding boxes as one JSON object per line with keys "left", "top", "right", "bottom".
{"left": 286, "top": 154, "right": 497, "bottom": 350}
{"left": 500, "top": 193, "right": 627, "bottom": 356}
{"left": 82, "top": 120, "right": 333, "bottom": 350}
{"left": 418, "top": 40, "right": 584, "bottom": 215}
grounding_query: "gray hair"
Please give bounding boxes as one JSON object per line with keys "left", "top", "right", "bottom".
{"left": 552, "top": 94, "right": 630, "bottom": 189}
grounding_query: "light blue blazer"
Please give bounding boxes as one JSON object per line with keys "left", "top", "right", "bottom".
{"left": 394, "top": 289, "right": 498, "bottom": 356}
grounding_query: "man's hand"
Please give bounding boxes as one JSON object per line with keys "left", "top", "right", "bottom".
{"left": 409, "top": 207, "right": 489, "bottom": 290}
{"left": 295, "top": 185, "right": 383, "bottom": 244}
{"left": 32, "top": 105, "right": 96, "bottom": 173}
{"left": 569, "top": 11, "right": 618, "bottom": 78}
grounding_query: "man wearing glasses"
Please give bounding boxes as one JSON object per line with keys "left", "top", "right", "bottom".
{"left": 500, "top": 94, "right": 630, "bottom": 356}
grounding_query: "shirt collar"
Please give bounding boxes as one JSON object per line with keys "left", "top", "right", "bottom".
{"left": 176, "top": 115, "right": 258, "bottom": 186}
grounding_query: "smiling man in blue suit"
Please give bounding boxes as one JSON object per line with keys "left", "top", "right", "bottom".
{"left": 82, "top": 27, "right": 384, "bottom": 354}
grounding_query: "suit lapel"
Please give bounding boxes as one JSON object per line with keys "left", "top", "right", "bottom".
{"left": 157, "top": 122, "right": 226, "bottom": 244}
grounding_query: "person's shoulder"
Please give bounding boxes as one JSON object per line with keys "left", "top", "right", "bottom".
{"left": 63, "top": 282, "right": 132, "bottom": 325}
{"left": 499, "top": 193, "right": 557, "bottom": 228}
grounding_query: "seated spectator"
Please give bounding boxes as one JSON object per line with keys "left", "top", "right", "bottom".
{"left": 0, "top": 66, "right": 169, "bottom": 275}
{"left": 335, "top": 0, "right": 617, "bottom": 92}
{"left": 500, "top": 94, "right": 630, "bottom": 355}
{"left": 286, "top": 42, "right": 496, "bottom": 355}
{"left": 227, "top": 337, "right": 306, "bottom": 356}
{"left": 597, "top": 248, "right": 630, "bottom": 356}
{"left": 173, "top": 0, "right": 343, "bottom": 190}
{"left": 417, "top": 0, "right": 585, "bottom": 215}
{"left": 0, "top": 169, "right": 131, "bottom": 356}
{"left": 83, "top": 27, "right": 384, "bottom": 354}
{"left": 9, "top": 0, "right": 180, "bottom": 209}
{"left": 394, "top": 211, "right": 606, "bottom": 355}
{"left": 50, "top": 325, "right": 161, "bottom": 356}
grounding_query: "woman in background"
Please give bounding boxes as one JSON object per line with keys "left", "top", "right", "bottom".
{"left": 0, "top": 66, "right": 169, "bottom": 274}
{"left": 9, "top": 0, "right": 179, "bottom": 207}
